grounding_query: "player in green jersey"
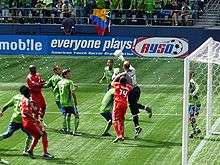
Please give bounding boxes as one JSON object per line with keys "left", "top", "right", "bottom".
{"left": 54, "top": 69, "right": 80, "bottom": 135}
{"left": 99, "top": 59, "right": 120, "bottom": 90}
{"left": 0, "top": 94, "right": 32, "bottom": 155}
{"left": 188, "top": 72, "right": 201, "bottom": 138}
{"left": 44, "top": 65, "right": 63, "bottom": 113}
{"left": 100, "top": 88, "right": 115, "bottom": 136}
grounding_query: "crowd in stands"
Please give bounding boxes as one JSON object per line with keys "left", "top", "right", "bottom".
{"left": 0, "top": 0, "right": 206, "bottom": 25}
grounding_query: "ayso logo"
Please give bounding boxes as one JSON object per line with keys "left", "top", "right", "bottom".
{"left": 132, "top": 37, "right": 188, "bottom": 57}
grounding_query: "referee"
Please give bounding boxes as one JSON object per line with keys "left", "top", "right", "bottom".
{"left": 123, "top": 60, "right": 152, "bottom": 138}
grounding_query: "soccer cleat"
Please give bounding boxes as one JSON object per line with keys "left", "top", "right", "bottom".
{"left": 60, "top": 128, "right": 68, "bottom": 134}
{"left": 189, "top": 133, "right": 195, "bottom": 138}
{"left": 26, "top": 150, "right": 35, "bottom": 159}
{"left": 101, "top": 132, "right": 112, "bottom": 136}
{"left": 22, "top": 150, "right": 29, "bottom": 156}
{"left": 113, "top": 137, "right": 119, "bottom": 143}
{"left": 43, "top": 153, "right": 54, "bottom": 159}
{"left": 0, "top": 159, "right": 9, "bottom": 165}
{"left": 196, "top": 129, "right": 201, "bottom": 135}
{"left": 145, "top": 106, "right": 152, "bottom": 118}
{"left": 134, "top": 127, "right": 142, "bottom": 139}
{"left": 72, "top": 132, "right": 82, "bottom": 136}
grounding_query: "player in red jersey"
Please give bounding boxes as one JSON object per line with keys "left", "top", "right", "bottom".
{"left": 19, "top": 85, "right": 53, "bottom": 159}
{"left": 111, "top": 75, "right": 132, "bottom": 143}
{"left": 26, "top": 65, "right": 46, "bottom": 119}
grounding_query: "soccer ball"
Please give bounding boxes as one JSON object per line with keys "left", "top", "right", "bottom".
{"left": 113, "top": 50, "right": 125, "bottom": 61}
{"left": 170, "top": 39, "right": 183, "bottom": 55}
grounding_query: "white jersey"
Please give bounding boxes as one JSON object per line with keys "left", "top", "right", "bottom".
{"left": 124, "top": 65, "right": 138, "bottom": 87}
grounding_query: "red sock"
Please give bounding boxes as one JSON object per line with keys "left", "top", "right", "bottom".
{"left": 42, "top": 132, "right": 48, "bottom": 154}
{"left": 113, "top": 121, "right": 120, "bottom": 138}
{"left": 30, "top": 137, "right": 39, "bottom": 152}
{"left": 119, "top": 120, "right": 124, "bottom": 138}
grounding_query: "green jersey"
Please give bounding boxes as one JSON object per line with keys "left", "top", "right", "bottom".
{"left": 55, "top": 78, "right": 76, "bottom": 107}
{"left": 189, "top": 79, "right": 201, "bottom": 106}
{"left": 103, "top": 67, "right": 120, "bottom": 83}
{"left": 3, "top": 94, "right": 22, "bottom": 123}
{"left": 100, "top": 88, "right": 115, "bottom": 112}
{"left": 45, "top": 74, "right": 62, "bottom": 101}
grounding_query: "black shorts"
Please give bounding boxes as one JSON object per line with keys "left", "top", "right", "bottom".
{"left": 63, "top": 106, "right": 78, "bottom": 115}
{"left": 128, "top": 86, "right": 141, "bottom": 115}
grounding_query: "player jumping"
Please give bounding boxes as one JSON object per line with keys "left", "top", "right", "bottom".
{"left": 26, "top": 65, "right": 46, "bottom": 119}
{"left": 54, "top": 69, "right": 80, "bottom": 135}
{"left": 44, "top": 65, "right": 63, "bottom": 113}
{"left": 0, "top": 93, "right": 32, "bottom": 155}
{"left": 20, "top": 85, "right": 53, "bottom": 159}
{"left": 189, "top": 72, "right": 201, "bottom": 138}
{"left": 111, "top": 75, "right": 132, "bottom": 143}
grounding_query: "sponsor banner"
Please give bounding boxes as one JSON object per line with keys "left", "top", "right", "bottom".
{"left": 0, "top": 35, "right": 188, "bottom": 57}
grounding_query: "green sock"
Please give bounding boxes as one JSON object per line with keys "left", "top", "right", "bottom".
{"left": 24, "top": 137, "right": 32, "bottom": 152}
{"left": 67, "top": 115, "right": 71, "bottom": 131}
{"left": 63, "top": 115, "right": 67, "bottom": 129}
{"left": 74, "top": 117, "right": 79, "bottom": 132}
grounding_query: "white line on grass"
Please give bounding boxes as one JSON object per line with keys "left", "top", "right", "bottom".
{"left": 188, "top": 117, "right": 220, "bottom": 165}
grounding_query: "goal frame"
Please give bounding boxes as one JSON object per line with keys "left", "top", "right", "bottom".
{"left": 181, "top": 37, "right": 220, "bottom": 165}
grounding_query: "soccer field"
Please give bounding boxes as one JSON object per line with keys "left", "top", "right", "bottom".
{"left": 0, "top": 56, "right": 184, "bottom": 165}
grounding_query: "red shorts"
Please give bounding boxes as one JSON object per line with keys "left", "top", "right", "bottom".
{"left": 22, "top": 120, "right": 43, "bottom": 138}
{"left": 112, "top": 102, "right": 127, "bottom": 122}
{"left": 31, "top": 93, "right": 46, "bottom": 112}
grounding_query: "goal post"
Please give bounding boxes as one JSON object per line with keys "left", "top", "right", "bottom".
{"left": 182, "top": 37, "right": 220, "bottom": 165}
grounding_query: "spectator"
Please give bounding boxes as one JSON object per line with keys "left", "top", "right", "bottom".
{"left": 181, "top": 1, "right": 191, "bottom": 25}
{"left": 171, "top": 0, "right": 179, "bottom": 26}
{"left": 62, "top": 0, "right": 73, "bottom": 18}
{"left": 143, "top": 0, "right": 155, "bottom": 25}
{"left": 35, "top": 0, "right": 47, "bottom": 23}
{"left": 74, "top": 0, "right": 85, "bottom": 24}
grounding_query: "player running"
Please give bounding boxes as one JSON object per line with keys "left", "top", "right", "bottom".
{"left": 99, "top": 59, "right": 120, "bottom": 90}
{"left": 26, "top": 65, "right": 46, "bottom": 119}
{"left": 114, "top": 50, "right": 153, "bottom": 139}
{"left": 111, "top": 75, "right": 132, "bottom": 143}
{"left": 0, "top": 93, "right": 32, "bottom": 155}
{"left": 54, "top": 69, "right": 79, "bottom": 135}
{"left": 100, "top": 88, "right": 115, "bottom": 136}
{"left": 189, "top": 72, "right": 201, "bottom": 138}
{"left": 20, "top": 85, "right": 53, "bottom": 159}
{"left": 44, "top": 65, "right": 63, "bottom": 113}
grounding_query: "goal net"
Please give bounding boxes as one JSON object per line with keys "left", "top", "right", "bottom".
{"left": 182, "top": 37, "right": 220, "bottom": 165}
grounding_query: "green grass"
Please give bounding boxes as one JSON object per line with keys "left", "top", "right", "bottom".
{"left": 0, "top": 56, "right": 185, "bottom": 165}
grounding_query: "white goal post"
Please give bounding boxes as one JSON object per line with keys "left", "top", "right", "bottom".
{"left": 182, "top": 37, "right": 220, "bottom": 165}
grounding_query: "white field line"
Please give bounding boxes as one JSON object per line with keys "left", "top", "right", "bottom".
{"left": 188, "top": 117, "right": 220, "bottom": 165}
{"left": 0, "top": 82, "right": 182, "bottom": 89}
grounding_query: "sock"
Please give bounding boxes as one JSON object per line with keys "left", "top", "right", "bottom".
{"left": 63, "top": 114, "right": 67, "bottom": 129}
{"left": 24, "top": 137, "right": 32, "bottom": 152}
{"left": 42, "top": 133, "right": 48, "bottom": 154}
{"left": 67, "top": 114, "right": 71, "bottom": 131}
{"left": 133, "top": 115, "right": 139, "bottom": 128}
{"left": 191, "top": 118, "right": 198, "bottom": 133}
{"left": 113, "top": 121, "right": 120, "bottom": 138}
{"left": 103, "top": 120, "right": 112, "bottom": 134}
{"left": 30, "top": 137, "right": 39, "bottom": 152}
{"left": 74, "top": 116, "right": 79, "bottom": 132}
{"left": 119, "top": 120, "right": 124, "bottom": 138}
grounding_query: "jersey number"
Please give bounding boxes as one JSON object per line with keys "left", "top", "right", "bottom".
{"left": 119, "top": 89, "right": 128, "bottom": 97}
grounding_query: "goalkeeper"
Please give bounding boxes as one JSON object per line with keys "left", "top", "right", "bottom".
{"left": 189, "top": 72, "right": 201, "bottom": 138}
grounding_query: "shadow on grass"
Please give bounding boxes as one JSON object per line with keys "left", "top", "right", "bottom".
{"left": 0, "top": 148, "right": 19, "bottom": 152}
{"left": 0, "top": 152, "right": 76, "bottom": 165}
{"left": 124, "top": 118, "right": 154, "bottom": 124}
{"left": 80, "top": 132, "right": 103, "bottom": 140}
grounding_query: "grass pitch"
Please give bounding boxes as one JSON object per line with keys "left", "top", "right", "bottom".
{"left": 0, "top": 56, "right": 185, "bottom": 165}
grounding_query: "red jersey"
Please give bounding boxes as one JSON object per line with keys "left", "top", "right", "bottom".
{"left": 26, "top": 73, "right": 44, "bottom": 93}
{"left": 112, "top": 82, "right": 132, "bottom": 105}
